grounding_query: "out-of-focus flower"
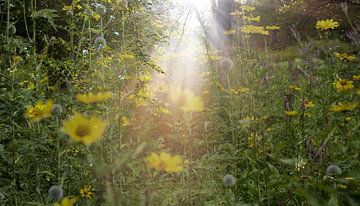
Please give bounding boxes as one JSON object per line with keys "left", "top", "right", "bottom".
{"left": 240, "top": 5, "right": 256, "bottom": 11}
{"left": 334, "top": 52, "right": 356, "bottom": 62}
{"left": 169, "top": 86, "right": 204, "bottom": 113}
{"left": 146, "top": 152, "right": 183, "bottom": 173}
{"left": 223, "top": 29, "right": 236, "bottom": 35}
{"left": 356, "top": 89, "right": 360, "bottom": 96}
{"left": 80, "top": 185, "right": 93, "bottom": 199}
{"left": 289, "top": 85, "right": 301, "bottom": 91}
{"left": 316, "top": 19, "right": 340, "bottom": 30}
{"left": 241, "top": 25, "right": 269, "bottom": 35}
{"left": 334, "top": 79, "right": 353, "bottom": 92}
{"left": 76, "top": 91, "right": 112, "bottom": 104}
{"left": 285, "top": 110, "right": 298, "bottom": 117}
{"left": 54, "top": 196, "right": 78, "bottom": 206}
{"left": 62, "top": 113, "right": 107, "bottom": 145}
{"left": 353, "top": 75, "right": 360, "bottom": 81}
{"left": 305, "top": 101, "right": 315, "bottom": 108}
{"left": 220, "top": 57, "right": 234, "bottom": 71}
{"left": 243, "top": 16, "right": 260, "bottom": 22}
{"left": 25, "top": 100, "right": 54, "bottom": 122}
{"left": 265, "top": 25, "right": 280, "bottom": 30}
{"left": 330, "top": 102, "right": 357, "bottom": 112}
{"left": 121, "top": 116, "right": 130, "bottom": 127}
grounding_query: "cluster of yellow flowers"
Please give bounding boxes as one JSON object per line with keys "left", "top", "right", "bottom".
{"left": 25, "top": 91, "right": 112, "bottom": 145}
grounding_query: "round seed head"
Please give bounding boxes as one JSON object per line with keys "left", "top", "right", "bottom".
{"left": 48, "top": 185, "right": 63, "bottom": 201}
{"left": 52, "top": 104, "right": 63, "bottom": 115}
{"left": 60, "top": 80, "right": 71, "bottom": 91}
{"left": 95, "top": 3, "right": 107, "bottom": 15}
{"left": 9, "top": 25, "right": 16, "bottom": 35}
{"left": 94, "top": 36, "right": 106, "bottom": 50}
{"left": 223, "top": 174, "right": 236, "bottom": 187}
{"left": 220, "top": 58, "right": 234, "bottom": 71}
{"left": 0, "top": 192, "right": 5, "bottom": 200}
{"left": 326, "top": 164, "right": 342, "bottom": 176}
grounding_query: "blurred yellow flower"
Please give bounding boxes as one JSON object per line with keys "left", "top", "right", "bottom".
{"left": 76, "top": 91, "right": 112, "bottom": 104}
{"left": 285, "top": 110, "right": 298, "bottom": 117}
{"left": 229, "top": 87, "right": 250, "bottom": 94}
{"left": 353, "top": 75, "right": 360, "bottom": 81}
{"left": 121, "top": 116, "right": 130, "bottom": 127}
{"left": 305, "top": 101, "right": 315, "bottom": 108}
{"left": 62, "top": 113, "right": 107, "bottom": 145}
{"left": 243, "top": 16, "right": 260, "bottom": 22}
{"left": 330, "top": 102, "right": 358, "bottom": 112}
{"left": 304, "top": 112, "right": 312, "bottom": 117}
{"left": 224, "top": 29, "right": 236, "bottom": 35}
{"left": 169, "top": 86, "right": 204, "bottom": 112}
{"left": 289, "top": 85, "right": 301, "bottom": 91}
{"left": 356, "top": 89, "right": 360, "bottom": 96}
{"left": 240, "top": 5, "right": 256, "bottom": 11}
{"left": 62, "top": 5, "right": 72, "bottom": 11}
{"left": 25, "top": 100, "right": 54, "bottom": 122}
{"left": 80, "top": 185, "right": 93, "bottom": 199}
{"left": 334, "top": 52, "right": 356, "bottom": 62}
{"left": 241, "top": 25, "right": 269, "bottom": 35}
{"left": 54, "top": 196, "right": 78, "bottom": 206}
{"left": 265, "top": 25, "right": 280, "bottom": 30}
{"left": 316, "top": 19, "right": 340, "bottom": 30}
{"left": 334, "top": 79, "right": 353, "bottom": 92}
{"left": 146, "top": 152, "right": 183, "bottom": 173}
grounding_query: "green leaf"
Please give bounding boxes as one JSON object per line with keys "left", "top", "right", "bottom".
{"left": 31, "top": 9, "right": 58, "bottom": 30}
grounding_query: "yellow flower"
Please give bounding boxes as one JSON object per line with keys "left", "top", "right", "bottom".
{"left": 224, "top": 29, "right": 236, "bottom": 35}
{"left": 285, "top": 110, "right": 298, "bottom": 117}
{"left": 316, "top": 19, "right": 340, "bottom": 30}
{"left": 330, "top": 102, "right": 358, "bottom": 112}
{"left": 62, "top": 5, "right": 72, "bottom": 11}
{"left": 265, "top": 25, "right": 280, "bottom": 30}
{"left": 334, "top": 52, "right": 356, "bottom": 62}
{"left": 243, "top": 16, "right": 261, "bottom": 22}
{"left": 169, "top": 86, "right": 204, "bottom": 113}
{"left": 289, "top": 85, "right": 301, "bottom": 91}
{"left": 240, "top": 5, "right": 256, "bottom": 11}
{"left": 304, "top": 112, "right": 312, "bottom": 117}
{"left": 80, "top": 185, "right": 93, "bottom": 199}
{"left": 76, "top": 91, "right": 112, "bottom": 104}
{"left": 356, "top": 89, "right": 360, "bottom": 96}
{"left": 241, "top": 25, "right": 269, "bottom": 35}
{"left": 353, "top": 75, "right": 360, "bottom": 81}
{"left": 54, "top": 196, "right": 78, "bottom": 206}
{"left": 25, "top": 100, "right": 54, "bottom": 122}
{"left": 146, "top": 152, "right": 183, "bottom": 173}
{"left": 121, "top": 116, "right": 130, "bottom": 127}
{"left": 305, "top": 101, "right": 315, "bottom": 108}
{"left": 334, "top": 79, "right": 354, "bottom": 92}
{"left": 62, "top": 113, "right": 107, "bottom": 145}
{"left": 229, "top": 87, "right": 250, "bottom": 94}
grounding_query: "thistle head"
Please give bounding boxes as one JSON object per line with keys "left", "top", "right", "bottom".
{"left": 48, "top": 185, "right": 63, "bottom": 201}
{"left": 223, "top": 174, "right": 236, "bottom": 187}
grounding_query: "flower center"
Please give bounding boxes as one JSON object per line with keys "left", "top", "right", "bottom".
{"left": 76, "top": 125, "right": 91, "bottom": 137}
{"left": 340, "top": 80, "right": 347, "bottom": 86}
